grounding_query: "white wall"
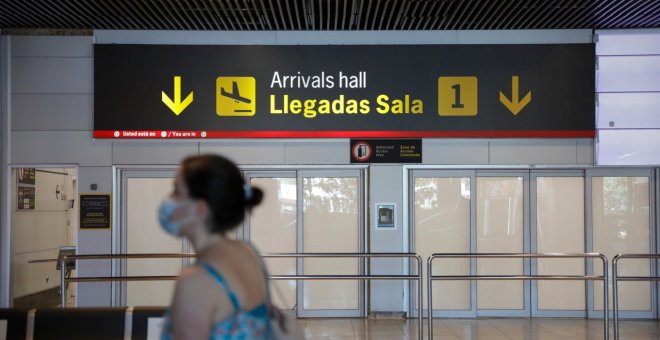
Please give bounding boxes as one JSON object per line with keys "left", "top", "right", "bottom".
{"left": 595, "top": 29, "right": 660, "bottom": 165}
{"left": 1, "top": 30, "right": 597, "bottom": 309}
{"left": 11, "top": 168, "right": 75, "bottom": 298}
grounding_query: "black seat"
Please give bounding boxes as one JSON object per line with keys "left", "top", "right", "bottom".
{"left": 0, "top": 308, "right": 30, "bottom": 340}
{"left": 33, "top": 307, "right": 126, "bottom": 340}
{"left": 130, "top": 307, "right": 167, "bottom": 340}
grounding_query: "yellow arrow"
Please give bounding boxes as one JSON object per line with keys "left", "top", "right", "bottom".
{"left": 499, "top": 76, "right": 531, "bottom": 116}
{"left": 161, "top": 76, "right": 193, "bottom": 115}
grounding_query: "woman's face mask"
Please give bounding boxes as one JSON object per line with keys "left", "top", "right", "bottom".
{"left": 158, "top": 198, "right": 195, "bottom": 237}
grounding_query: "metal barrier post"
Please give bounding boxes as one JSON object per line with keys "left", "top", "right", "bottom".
{"left": 602, "top": 254, "right": 609, "bottom": 339}
{"left": 612, "top": 255, "right": 619, "bottom": 340}
{"left": 60, "top": 258, "right": 66, "bottom": 307}
{"left": 426, "top": 256, "right": 432, "bottom": 339}
{"left": 611, "top": 254, "right": 660, "bottom": 340}
{"left": 416, "top": 255, "right": 423, "bottom": 340}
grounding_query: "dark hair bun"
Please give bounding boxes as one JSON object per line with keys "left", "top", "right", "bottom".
{"left": 181, "top": 154, "right": 263, "bottom": 233}
{"left": 245, "top": 187, "right": 264, "bottom": 208}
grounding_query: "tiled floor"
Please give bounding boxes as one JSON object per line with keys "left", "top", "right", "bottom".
{"left": 299, "top": 318, "right": 660, "bottom": 339}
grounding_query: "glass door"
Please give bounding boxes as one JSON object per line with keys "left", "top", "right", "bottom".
{"left": 118, "top": 169, "right": 188, "bottom": 306}
{"left": 243, "top": 169, "right": 366, "bottom": 318}
{"left": 411, "top": 167, "right": 656, "bottom": 319}
{"left": 243, "top": 172, "right": 298, "bottom": 311}
{"left": 587, "top": 169, "right": 655, "bottom": 319}
{"left": 411, "top": 170, "right": 531, "bottom": 317}
{"left": 298, "top": 170, "right": 364, "bottom": 317}
{"left": 475, "top": 172, "right": 530, "bottom": 317}
{"left": 531, "top": 171, "right": 586, "bottom": 317}
{"left": 412, "top": 170, "right": 475, "bottom": 317}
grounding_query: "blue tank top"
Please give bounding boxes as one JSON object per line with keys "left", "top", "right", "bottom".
{"left": 161, "top": 262, "right": 269, "bottom": 340}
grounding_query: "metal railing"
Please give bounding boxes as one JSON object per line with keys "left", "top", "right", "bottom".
{"left": 61, "top": 252, "right": 424, "bottom": 339}
{"left": 612, "top": 254, "right": 660, "bottom": 340}
{"left": 427, "top": 253, "right": 609, "bottom": 340}
{"left": 262, "top": 253, "right": 424, "bottom": 340}
{"left": 59, "top": 253, "right": 196, "bottom": 307}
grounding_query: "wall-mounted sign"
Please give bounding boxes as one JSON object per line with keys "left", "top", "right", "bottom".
{"left": 351, "top": 139, "right": 422, "bottom": 163}
{"left": 94, "top": 44, "right": 595, "bottom": 139}
{"left": 17, "top": 187, "right": 35, "bottom": 210}
{"left": 17, "top": 168, "right": 36, "bottom": 185}
{"left": 79, "top": 193, "right": 112, "bottom": 229}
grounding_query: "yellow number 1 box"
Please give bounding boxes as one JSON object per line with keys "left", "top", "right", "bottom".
{"left": 438, "top": 76, "right": 478, "bottom": 116}
{"left": 216, "top": 77, "right": 256, "bottom": 116}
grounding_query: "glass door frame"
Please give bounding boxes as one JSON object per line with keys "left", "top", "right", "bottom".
{"left": 240, "top": 170, "right": 297, "bottom": 245}
{"left": 586, "top": 168, "right": 656, "bottom": 319}
{"left": 408, "top": 166, "right": 658, "bottom": 319}
{"left": 296, "top": 169, "right": 367, "bottom": 318}
{"left": 115, "top": 165, "right": 369, "bottom": 316}
{"left": 408, "top": 169, "right": 477, "bottom": 318}
{"left": 241, "top": 167, "right": 368, "bottom": 318}
{"left": 408, "top": 169, "right": 533, "bottom": 318}
{"left": 530, "top": 170, "right": 587, "bottom": 318}
{"left": 5, "top": 163, "right": 79, "bottom": 307}
{"left": 241, "top": 171, "right": 297, "bottom": 317}
{"left": 475, "top": 170, "right": 531, "bottom": 317}
{"left": 113, "top": 167, "right": 191, "bottom": 306}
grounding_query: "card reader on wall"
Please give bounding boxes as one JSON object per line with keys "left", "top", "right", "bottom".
{"left": 375, "top": 203, "right": 396, "bottom": 230}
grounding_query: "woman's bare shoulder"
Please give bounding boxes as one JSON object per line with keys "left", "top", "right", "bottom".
{"left": 235, "top": 240, "right": 263, "bottom": 260}
{"left": 175, "top": 265, "right": 214, "bottom": 290}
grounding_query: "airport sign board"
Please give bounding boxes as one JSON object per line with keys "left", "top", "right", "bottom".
{"left": 94, "top": 44, "right": 595, "bottom": 139}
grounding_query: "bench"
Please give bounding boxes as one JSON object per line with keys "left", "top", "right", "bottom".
{"left": 0, "top": 307, "right": 167, "bottom": 340}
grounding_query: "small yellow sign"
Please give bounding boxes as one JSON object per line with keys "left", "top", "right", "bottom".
{"left": 216, "top": 77, "right": 256, "bottom": 116}
{"left": 438, "top": 76, "right": 478, "bottom": 116}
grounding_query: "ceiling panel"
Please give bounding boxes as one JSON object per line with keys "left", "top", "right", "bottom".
{"left": 0, "top": 0, "right": 658, "bottom": 31}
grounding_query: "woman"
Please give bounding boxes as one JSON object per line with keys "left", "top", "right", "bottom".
{"left": 159, "top": 154, "right": 268, "bottom": 339}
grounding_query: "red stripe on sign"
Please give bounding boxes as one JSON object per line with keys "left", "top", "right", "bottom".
{"left": 94, "top": 130, "right": 596, "bottom": 139}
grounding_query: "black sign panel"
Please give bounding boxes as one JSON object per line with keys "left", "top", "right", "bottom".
{"left": 351, "top": 139, "right": 422, "bottom": 163}
{"left": 17, "top": 187, "right": 35, "bottom": 210}
{"left": 79, "top": 193, "right": 112, "bottom": 229}
{"left": 17, "top": 168, "right": 36, "bottom": 185}
{"left": 94, "top": 44, "right": 595, "bottom": 139}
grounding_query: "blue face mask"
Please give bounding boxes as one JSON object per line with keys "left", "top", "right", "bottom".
{"left": 158, "top": 199, "right": 186, "bottom": 237}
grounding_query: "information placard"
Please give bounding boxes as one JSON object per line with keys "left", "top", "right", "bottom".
{"left": 17, "top": 168, "right": 36, "bottom": 185}
{"left": 351, "top": 139, "right": 422, "bottom": 163}
{"left": 79, "top": 193, "right": 112, "bottom": 229}
{"left": 17, "top": 187, "right": 35, "bottom": 210}
{"left": 94, "top": 44, "right": 595, "bottom": 139}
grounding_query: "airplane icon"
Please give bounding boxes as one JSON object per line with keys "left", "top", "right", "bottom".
{"left": 220, "top": 81, "right": 252, "bottom": 104}
{"left": 216, "top": 77, "right": 256, "bottom": 116}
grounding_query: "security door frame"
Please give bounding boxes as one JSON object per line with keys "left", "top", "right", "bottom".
{"left": 114, "top": 167, "right": 189, "bottom": 306}
{"left": 406, "top": 165, "right": 657, "bottom": 320}
{"left": 115, "top": 165, "right": 368, "bottom": 318}
{"left": 529, "top": 170, "right": 588, "bottom": 318}
{"left": 585, "top": 168, "right": 656, "bottom": 320}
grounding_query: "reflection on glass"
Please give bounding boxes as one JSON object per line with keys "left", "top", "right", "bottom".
{"left": 249, "top": 178, "right": 297, "bottom": 309}
{"left": 303, "top": 177, "right": 359, "bottom": 310}
{"left": 303, "top": 177, "right": 358, "bottom": 214}
{"left": 593, "top": 176, "right": 650, "bottom": 311}
{"left": 536, "top": 177, "right": 585, "bottom": 310}
{"left": 477, "top": 177, "right": 524, "bottom": 310}
{"left": 415, "top": 177, "right": 471, "bottom": 310}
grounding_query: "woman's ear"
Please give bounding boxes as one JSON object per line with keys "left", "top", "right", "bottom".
{"left": 195, "top": 199, "right": 210, "bottom": 217}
